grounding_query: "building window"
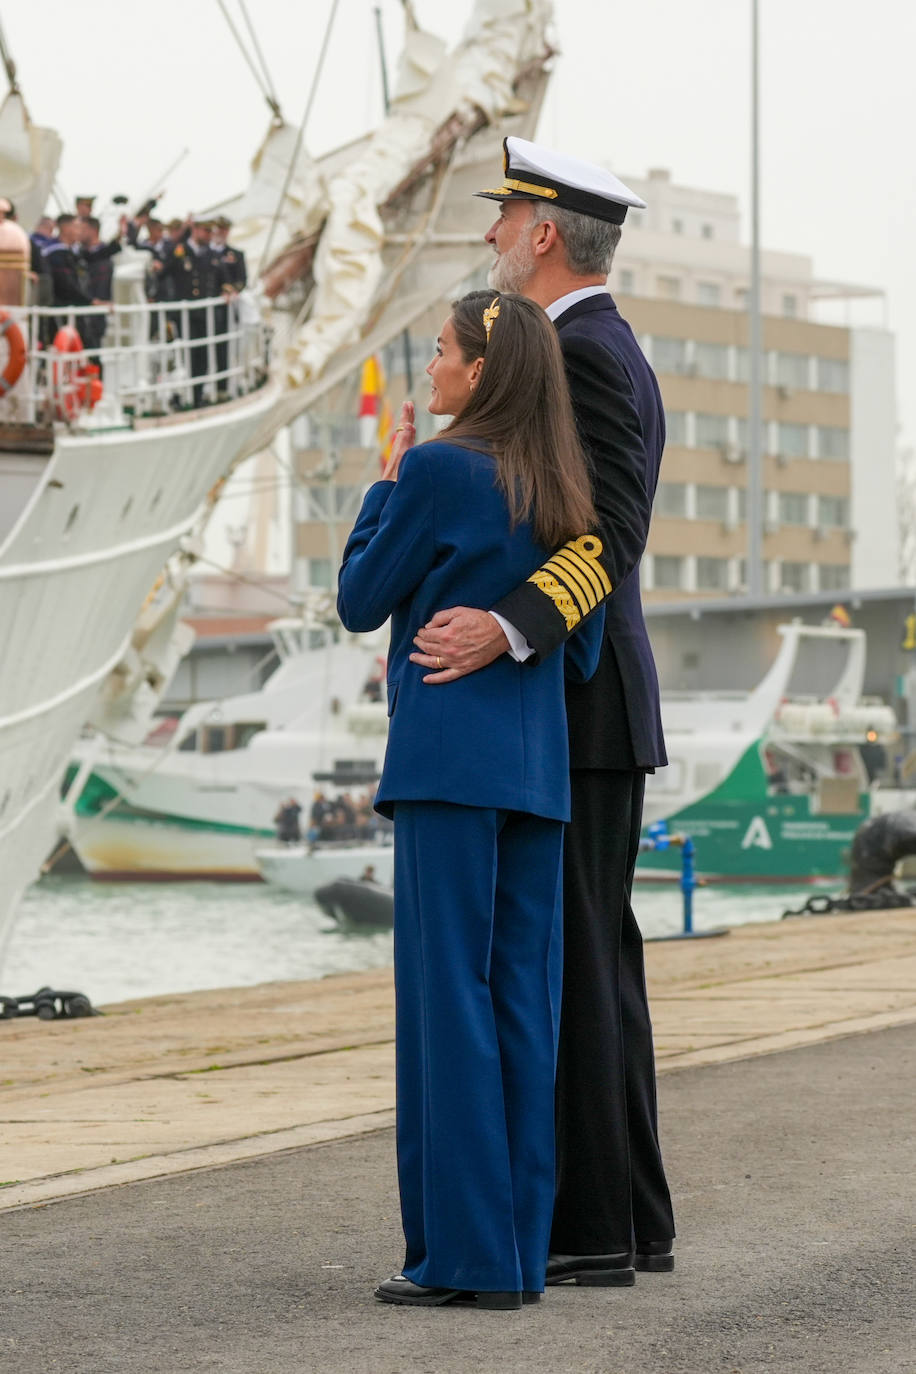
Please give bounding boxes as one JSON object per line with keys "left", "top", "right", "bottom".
{"left": 618, "top": 268, "right": 635, "bottom": 294}
{"left": 695, "top": 412, "right": 730, "bottom": 449}
{"left": 307, "top": 557, "right": 333, "bottom": 589}
{"left": 657, "top": 275, "right": 682, "bottom": 301}
{"left": 697, "top": 281, "right": 721, "bottom": 307}
{"left": 778, "top": 491, "right": 809, "bottom": 525}
{"left": 701, "top": 223, "right": 714, "bottom": 239}
{"left": 694, "top": 341, "right": 729, "bottom": 379}
{"left": 664, "top": 409, "right": 687, "bottom": 444}
{"left": 308, "top": 484, "right": 363, "bottom": 519}
{"left": 780, "top": 561, "right": 809, "bottom": 592}
{"left": 630, "top": 212, "right": 644, "bottom": 229}
{"left": 672, "top": 218, "right": 683, "bottom": 234}
{"left": 782, "top": 294, "right": 798, "bottom": 318}
{"left": 737, "top": 487, "right": 747, "bottom": 519}
{"left": 696, "top": 556, "right": 729, "bottom": 590}
{"left": 818, "top": 426, "right": 850, "bottom": 460}
{"left": 820, "top": 563, "right": 850, "bottom": 590}
{"left": 655, "top": 482, "right": 688, "bottom": 517}
{"left": 735, "top": 287, "right": 749, "bottom": 309}
{"left": 775, "top": 351, "right": 810, "bottom": 389}
{"left": 818, "top": 495, "right": 848, "bottom": 527}
{"left": 696, "top": 485, "right": 729, "bottom": 520}
{"left": 776, "top": 422, "right": 809, "bottom": 459}
{"left": 651, "top": 336, "right": 688, "bottom": 374}
{"left": 816, "top": 357, "right": 850, "bottom": 393}
{"left": 654, "top": 555, "right": 684, "bottom": 589}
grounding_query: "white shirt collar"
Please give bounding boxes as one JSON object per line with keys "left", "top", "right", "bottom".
{"left": 544, "top": 284, "right": 609, "bottom": 321}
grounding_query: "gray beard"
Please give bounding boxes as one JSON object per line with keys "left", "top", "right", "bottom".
{"left": 487, "top": 241, "right": 536, "bottom": 294}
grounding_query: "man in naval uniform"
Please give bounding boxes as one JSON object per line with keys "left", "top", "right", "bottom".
{"left": 209, "top": 216, "right": 246, "bottom": 394}
{"left": 162, "top": 219, "right": 226, "bottom": 405}
{"left": 410, "top": 138, "right": 676, "bottom": 1285}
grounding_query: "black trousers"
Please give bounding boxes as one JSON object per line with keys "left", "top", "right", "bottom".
{"left": 551, "top": 768, "right": 675, "bottom": 1253}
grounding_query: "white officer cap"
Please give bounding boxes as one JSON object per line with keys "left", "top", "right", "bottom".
{"left": 476, "top": 137, "right": 646, "bottom": 226}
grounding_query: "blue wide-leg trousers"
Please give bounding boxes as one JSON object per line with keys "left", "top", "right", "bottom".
{"left": 392, "top": 801, "right": 564, "bottom": 1293}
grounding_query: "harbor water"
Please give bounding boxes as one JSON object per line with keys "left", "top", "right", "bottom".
{"left": 1, "top": 873, "right": 821, "bottom": 1007}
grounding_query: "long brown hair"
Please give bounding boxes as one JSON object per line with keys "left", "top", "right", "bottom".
{"left": 430, "top": 290, "right": 596, "bottom": 548}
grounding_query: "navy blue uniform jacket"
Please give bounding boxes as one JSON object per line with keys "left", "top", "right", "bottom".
{"left": 338, "top": 441, "right": 604, "bottom": 823}
{"left": 492, "top": 294, "right": 667, "bottom": 771}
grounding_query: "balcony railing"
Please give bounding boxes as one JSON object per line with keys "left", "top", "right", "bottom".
{"left": 0, "top": 297, "right": 271, "bottom": 433}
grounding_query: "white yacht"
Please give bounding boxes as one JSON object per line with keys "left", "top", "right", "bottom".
{"left": 66, "top": 620, "right": 390, "bottom": 880}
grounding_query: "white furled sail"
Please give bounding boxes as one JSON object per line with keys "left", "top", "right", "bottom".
{"left": 0, "top": 92, "right": 62, "bottom": 230}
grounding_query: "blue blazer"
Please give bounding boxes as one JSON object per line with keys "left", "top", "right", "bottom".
{"left": 338, "top": 441, "right": 604, "bottom": 822}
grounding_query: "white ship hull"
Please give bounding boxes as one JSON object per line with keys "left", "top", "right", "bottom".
{"left": 0, "top": 386, "right": 280, "bottom": 959}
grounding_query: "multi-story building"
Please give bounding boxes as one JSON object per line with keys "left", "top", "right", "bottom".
{"left": 615, "top": 168, "right": 897, "bottom": 600}
{"left": 274, "top": 168, "right": 899, "bottom": 610}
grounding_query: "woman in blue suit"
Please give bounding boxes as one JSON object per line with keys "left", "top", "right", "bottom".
{"left": 337, "top": 291, "right": 604, "bottom": 1310}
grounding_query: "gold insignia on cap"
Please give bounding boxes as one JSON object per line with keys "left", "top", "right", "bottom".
{"left": 527, "top": 534, "right": 611, "bottom": 629}
{"left": 478, "top": 178, "right": 559, "bottom": 201}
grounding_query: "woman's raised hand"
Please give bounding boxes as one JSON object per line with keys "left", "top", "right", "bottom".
{"left": 382, "top": 401, "right": 416, "bottom": 481}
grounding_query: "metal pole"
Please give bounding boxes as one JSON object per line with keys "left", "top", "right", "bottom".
{"left": 747, "top": 0, "right": 764, "bottom": 596}
{"left": 680, "top": 838, "right": 696, "bottom": 935}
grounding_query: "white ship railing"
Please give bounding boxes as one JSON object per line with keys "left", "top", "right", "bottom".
{"left": 0, "top": 297, "right": 270, "bottom": 432}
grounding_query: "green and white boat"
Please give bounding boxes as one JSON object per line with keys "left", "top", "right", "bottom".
{"left": 637, "top": 622, "right": 906, "bottom": 884}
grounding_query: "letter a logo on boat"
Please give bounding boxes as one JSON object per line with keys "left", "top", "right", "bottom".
{"left": 741, "top": 815, "right": 772, "bottom": 850}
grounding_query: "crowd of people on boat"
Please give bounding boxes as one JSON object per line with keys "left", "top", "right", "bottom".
{"left": 272, "top": 791, "right": 390, "bottom": 846}
{"left": 23, "top": 194, "right": 247, "bottom": 314}
{"left": 0, "top": 192, "right": 246, "bottom": 320}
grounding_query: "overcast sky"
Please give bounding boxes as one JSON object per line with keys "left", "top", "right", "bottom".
{"left": 4, "top": 0, "right": 914, "bottom": 448}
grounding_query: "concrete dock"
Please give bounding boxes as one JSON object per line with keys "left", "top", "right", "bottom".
{"left": 1, "top": 908, "right": 914, "bottom": 1372}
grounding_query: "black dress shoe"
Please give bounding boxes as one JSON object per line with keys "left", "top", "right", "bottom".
{"left": 546, "top": 1251, "right": 635, "bottom": 1287}
{"left": 374, "top": 1275, "right": 461, "bottom": 1306}
{"left": 374, "top": 1275, "right": 524, "bottom": 1309}
{"left": 635, "top": 1240, "right": 675, "bottom": 1273}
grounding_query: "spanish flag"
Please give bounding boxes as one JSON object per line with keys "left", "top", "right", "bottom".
{"left": 828, "top": 604, "right": 851, "bottom": 628}
{"left": 358, "top": 355, "right": 395, "bottom": 472}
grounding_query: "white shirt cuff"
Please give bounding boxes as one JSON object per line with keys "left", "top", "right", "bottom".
{"left": 489, "top": 612, "right": 534, "bottom": 663}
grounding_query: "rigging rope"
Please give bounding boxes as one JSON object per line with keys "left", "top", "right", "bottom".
{"left": 260, "top": 0, "right": 342, "bottom": 270}
{"left": 238, "top": 0, "right": 282, "bottom": 118}
{"left": 0, "top": 15, "right": 19, "bottom": 94}
{"left": 216, "top": 0, "right": 282, "bottom": 118}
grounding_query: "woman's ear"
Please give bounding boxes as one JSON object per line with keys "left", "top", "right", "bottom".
{"left": 469, "top": 356, "right": 484, "bottom": 389}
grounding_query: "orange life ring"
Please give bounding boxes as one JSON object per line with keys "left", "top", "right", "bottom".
{"left": 52, "top": 325, "right": 86, "bottom": 421}
{"left": 0, "top": 310, "right": 27, "bottom": 394}
{"left": 53, "top": 325, "right": 83, "bottom": 354}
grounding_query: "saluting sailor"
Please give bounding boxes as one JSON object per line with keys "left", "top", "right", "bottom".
{"left": 410, "top": 137, "right": 677, "bottom": 1284}
{"left": 338, "top": 290, "right": 604, "bottom": 1309}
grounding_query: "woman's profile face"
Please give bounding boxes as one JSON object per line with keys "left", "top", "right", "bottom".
{"left": 426, "top": 316, "right": 482, "bottom": 417}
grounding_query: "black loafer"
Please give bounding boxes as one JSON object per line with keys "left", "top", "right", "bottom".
{"left": 635, "top": 1241, "right": 675, "bottom": 1273}
{"left": 374, "top": 1275, "right": 526, "bottom": 1309}
{"left": 374, "top": 1275, "right": 461, "bottom": 1306}
{"left": 546, "top": 1251, "right": 636, "bottom": 1287}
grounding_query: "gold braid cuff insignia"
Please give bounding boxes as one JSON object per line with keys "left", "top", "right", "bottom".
{"left": 527, "top": 534, "right": 611, "bottom": 630}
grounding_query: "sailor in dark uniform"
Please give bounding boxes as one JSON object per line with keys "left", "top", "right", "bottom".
{"left": 339, "top": 292, "right": 603, "bottom": 1308}
{"left": 162, "top": 220, "right": 226, "bottom": 404}
{"left": 410, "top": 138, "right": 676, "bottom": 1284}
{"left": 209, "top": 216, "right": 246, "bottom": 394}
{"left": 43, "top": 215, "right": 92, "bottom": 311}
{"left": 79, "top": 215, "right": 125, "bottom": 353}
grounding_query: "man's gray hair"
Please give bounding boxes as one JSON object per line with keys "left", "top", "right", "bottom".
{"left": 530, "top": 202, "right": 621, "bottom": 277}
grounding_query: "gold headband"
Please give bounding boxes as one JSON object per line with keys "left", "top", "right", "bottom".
{"left": 482, "top": 296, "right": 500, "bottom": 343}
